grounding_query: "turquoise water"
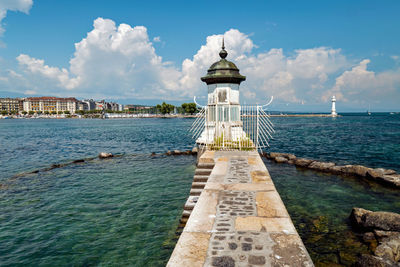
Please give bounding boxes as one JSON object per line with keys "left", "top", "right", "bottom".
{"left": 265, "top": 161, "right": 400, "bottom": 265}
{"left": 268, "top": 113, "right": 400, "bottom": 172}
{"left": 0, "top": 114, "right": 399, "bottom": 266}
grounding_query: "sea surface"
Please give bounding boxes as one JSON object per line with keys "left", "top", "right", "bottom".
{"left": 0, "top": 114, "right": 399, "bottom": 266}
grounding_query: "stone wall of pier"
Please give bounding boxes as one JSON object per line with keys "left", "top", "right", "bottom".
{"left": 168, "top": 150, "right": 313, "bottom": 267}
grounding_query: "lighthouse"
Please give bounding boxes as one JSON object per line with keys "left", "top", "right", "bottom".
{"left": 196, "top": 39, "right": 247, "bottom": 147}
{"left": 331, "top": 95, "right": 337, "bottom": 117}
{"left": 191, "top": 39, "right": 274, "bottom": 151}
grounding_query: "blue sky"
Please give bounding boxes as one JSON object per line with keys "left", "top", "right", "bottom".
{"left": 0, "top": 0, "right": 399, "bottom": 111}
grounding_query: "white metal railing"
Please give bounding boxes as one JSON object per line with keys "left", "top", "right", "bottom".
{"left": 190, "top": 105, "right": 274, "bottom": 151}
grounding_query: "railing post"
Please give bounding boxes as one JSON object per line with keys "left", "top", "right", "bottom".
{"left": 256, "top": 105, "right": 259, "bottom": 151}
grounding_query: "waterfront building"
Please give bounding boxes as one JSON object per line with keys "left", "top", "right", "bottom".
{"left": 77, "top": 101, "right": 89, "bottom": 111}
{"left": 124, "top": 104, "right": 135, "bottom": 111}
{"left": 23, "top": 97, "right": 78, "bottom": 114}
{"left": 331, "top": 95, "right": 337, "bottom": 117}
{"left": 123, "top": 105, "right": 153, "bottom": 113}
{"left": 0, "top": 98, "right": 23, "bottom": 114}
{"left": 108, "top": 102, "right": 120, "bottom": 112}
{"left": 82, "top": 99, "right": 96, "bottom": 111}
{"left": 95, "top": 100, "right": 106, "bottom": 111}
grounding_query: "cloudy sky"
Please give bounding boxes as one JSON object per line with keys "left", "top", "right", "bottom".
{"left": 0, "top": 0, "right": 399, "bottom": 111}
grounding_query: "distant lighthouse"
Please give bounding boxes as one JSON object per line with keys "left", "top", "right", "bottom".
{"left": 331, "top": 96, "right": 337, "bottom": 117}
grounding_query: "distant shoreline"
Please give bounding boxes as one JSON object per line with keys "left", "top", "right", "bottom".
{"left": 2, "top": 112, "right": 399, "bottom": 120}
{"left": 269, "top": 114, "right": 339, "bottom": 117}
{"left": 1, "top": 114, "right": 338, "bottom": 119}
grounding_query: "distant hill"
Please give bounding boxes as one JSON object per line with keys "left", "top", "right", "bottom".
{"left": 0, "top": 91, "right": 27, "bottom": 98}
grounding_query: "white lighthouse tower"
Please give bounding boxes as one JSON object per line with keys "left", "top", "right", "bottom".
{"left": 191, "top": 39, "right": 275, "bottom": 152}
{"left": 331, "top": 95, "right": 337, "bottom": 117}
{"left": 196, "top": 39, "right": 247, "bottom": 147}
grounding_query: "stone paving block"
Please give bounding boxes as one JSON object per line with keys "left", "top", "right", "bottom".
{"left": 199, "top": 151, "right": 215, "bottom": 164}
{"left": 204, "top": 182, "right": 275, "bottom": 191}
{"left": 251, "top": 170, "right": 272, "bottom": 183}
{"left": 184, "top": 189, "right": 218, "bottom": 233}
{"left": 210, "top": 161, "right": 228, "bottom": 177}
{"left": 263, "top": 217, "right": 297, "bottom": 234}
{"left": 235, "top": 217, "right": 297, "bottom": 234}
{"left": 227, "top": 183, "right": 275, "bottom": 191}
{"left": 269, "top": 233, "right": 314, "bottom": 266}
{"left": 167, "top": 232, "right": 211, "bottom": 267}
{"left": 248, "top": 156, "right": 259, "bottom": 165}
{"left": 256, "top": 191, "right": 289, "bottom": 218}
{"left": 235, "top": 216, "right": 269, "bottom": 232}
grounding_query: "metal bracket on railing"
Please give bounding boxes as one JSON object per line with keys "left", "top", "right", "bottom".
{"left": 261, "top": 96, "right": 274, "bottom": 109}
{"left": 193, "top": 96, "right": 205, "bottom": 108}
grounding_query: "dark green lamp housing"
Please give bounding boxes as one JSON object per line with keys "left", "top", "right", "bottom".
{"left": 201, "top": 40, "right": 246, "bottom": 85}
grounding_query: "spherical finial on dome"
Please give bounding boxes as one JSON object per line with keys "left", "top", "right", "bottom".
{"left": 219, "top": 37, "right": 227, "bottom": 59}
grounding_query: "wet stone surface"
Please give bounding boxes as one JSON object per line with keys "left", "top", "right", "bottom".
{"left": 206, "top": 232, "right": 273, "bottom": 267}
{"left": 218, "top": 191, "right": 256, "bottom": 217}
{"left": 226, "top": 157, "right": 251, "bottom": 183}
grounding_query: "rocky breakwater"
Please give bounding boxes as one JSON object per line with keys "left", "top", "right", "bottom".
{"left": 162, "top": 147, "right": 198, "bottom": 156}
{"left": 263, "top": 152, "right": 400, "bottom": 189}
{"left": 350, "top": 208, "right": 400, "bottom": 266}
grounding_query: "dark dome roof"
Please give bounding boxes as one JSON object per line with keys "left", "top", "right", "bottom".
{"left": 201, "top": 42, "right": 246, "bottom": 85}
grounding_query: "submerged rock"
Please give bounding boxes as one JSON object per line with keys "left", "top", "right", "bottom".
{"left": 274, "top": 156, "right": 288, "bottom": 163}
{"left": 355, "top": 254, "right": 396, "bottom": 267}
{"left": 192, "top": 147, "right": 198, "bottom": 154}
{"left": 173, "top": 150, "right": 181, "bottom": 155}
{"left": 375, "top": 235, "right": 400, "bottom": 262}
{"left": 350, "top": 208, "right": 371, "bottom": 228}
{"left": 341, "top": 165, "right": 371, "bottom": 177}
{"left": 294, "top": 158, "right": 314, "bottom": 167}
{"left": 269, "top": 152, "right": 296, "bottom": 160}
{"left": 351, "top": 208, "right": 400, "bottom": 265}
{"left": 375, "top": 231, "right": 400, "bottom": 241}
{"left": 308, "top": 161, "right": 336, "bottom": 172}
{"left": 328, "top": 165, "right": 345, "bottom": 174}
{"left": 350, "top": 208, "right": 400, "bottom": 232}
{"left": 363, "top": 212, "right": 400, "bottom": 232}
{"left": 99, "top": 152, "right": 113, "bottom": 159}
{"left": 379, "top": 174, "right": 400, "bottom": 188}
{"left": 367, "top": 168, "right": 397, "bottom": 179}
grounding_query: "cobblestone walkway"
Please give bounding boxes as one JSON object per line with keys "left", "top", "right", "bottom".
{"left": 167, "top": 151, "right": 313, "bottom": 267}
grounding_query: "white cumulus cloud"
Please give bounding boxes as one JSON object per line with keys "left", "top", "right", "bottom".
{"left": 17, "top": 17, "right": 183, "bottom": 99}
{"left": 8, "top": 17, "right": 400, "bottom": 110}
{"left": 325, "top": 59, "right": 400, "bottom": 106}
{"left": 0, "top": 0, "right": 33, "bottom": 35}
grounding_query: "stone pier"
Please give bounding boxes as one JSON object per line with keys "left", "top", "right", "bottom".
{"left": 167, "top": 150, "right": 313, "bottom": 267}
